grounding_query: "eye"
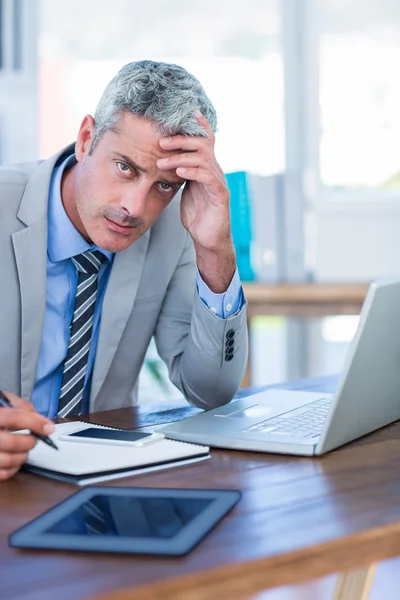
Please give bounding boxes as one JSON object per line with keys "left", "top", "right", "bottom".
{"left": 157, "top": 182, "right": 174, "bottom": 193}
{"left": 116, "top": 161, "right": 131, "bottom": 174}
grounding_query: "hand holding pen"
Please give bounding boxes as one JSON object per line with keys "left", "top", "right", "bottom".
{"left": 0, "top": 390, "right": 57, "bottom": 481}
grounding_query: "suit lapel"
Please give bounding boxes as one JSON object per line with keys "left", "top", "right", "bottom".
{"left": 90, "top": 229, "right": 150, "bottom": 406}
{"left": 12, "top": 224, "right": 48, "bottom": 399}
{"left": 13, "top": 144, "right": 75, "bottom": 399}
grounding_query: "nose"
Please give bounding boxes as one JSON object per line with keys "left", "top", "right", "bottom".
{"left": 120, "top": 181, "right": 151, "bottom": 217}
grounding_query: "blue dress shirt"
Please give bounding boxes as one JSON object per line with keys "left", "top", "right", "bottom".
{"left": 31, "top": 155, "right": 243, "bottom": 418}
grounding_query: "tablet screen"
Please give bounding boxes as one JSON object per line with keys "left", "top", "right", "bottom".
{"left": 45, "top": 494, "right": 213, "bottom": 538}
{"left": 9, "top": 487, "right": 241, "bottom": 556}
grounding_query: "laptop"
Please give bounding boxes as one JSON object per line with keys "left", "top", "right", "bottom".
{"left": 161, "top": 277, "right": 400, "bottom": 456}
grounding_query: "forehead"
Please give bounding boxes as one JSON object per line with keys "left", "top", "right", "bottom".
{"left": 109, "top": 113, "right": 177, "bottom": 161}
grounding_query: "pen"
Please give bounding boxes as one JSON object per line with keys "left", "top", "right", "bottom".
{"left": 0, "top": 390, "right": 58, "bottom": 451}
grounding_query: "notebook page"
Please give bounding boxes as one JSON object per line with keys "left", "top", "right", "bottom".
{"left": 25, "top": 422, "right": 209, "bottom": 476}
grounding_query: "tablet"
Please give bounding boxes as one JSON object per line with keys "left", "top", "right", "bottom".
{"left": 9, "top": 486, "right": 241, "bottom": 556}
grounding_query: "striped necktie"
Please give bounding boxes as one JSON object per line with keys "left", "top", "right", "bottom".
{"left": 57, "top": 250, "right": 106, "bottom": 418}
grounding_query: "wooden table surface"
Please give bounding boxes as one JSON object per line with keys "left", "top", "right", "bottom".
{"left": 2, "top": 375, "right": 400, "bottom": 600}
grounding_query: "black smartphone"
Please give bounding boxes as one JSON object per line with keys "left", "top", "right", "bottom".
{"left": 59, "top": 427, "right": 165, "bottom": 447}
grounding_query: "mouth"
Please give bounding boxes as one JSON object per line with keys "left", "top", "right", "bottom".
{"left": 104, "top": 216, "right": 135, "bottom": 236}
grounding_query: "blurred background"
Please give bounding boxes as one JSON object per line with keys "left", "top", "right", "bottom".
{"left": 1, "top": 0, "right": 400, "bottom": 401}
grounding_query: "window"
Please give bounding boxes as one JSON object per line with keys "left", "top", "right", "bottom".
{"left": 38, "top": 0, "right": 284, "bottom": 176}
{"left": 0, "top": 1, "right": 37, "bottom": 165}
{"left": 319, "top": 0, "right": 400, "bottom": 190}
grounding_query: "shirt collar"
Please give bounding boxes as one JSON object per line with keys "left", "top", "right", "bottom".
{"left": 47, "top": 154, "right": 113, "bottom": 264}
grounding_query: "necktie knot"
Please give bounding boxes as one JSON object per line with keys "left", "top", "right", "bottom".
{"left": 71, "top": 250, "right": 106, "bottom": 276}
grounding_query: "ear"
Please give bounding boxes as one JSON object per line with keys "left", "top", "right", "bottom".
{"left": 75, "top": 115, "right": 95, "bottom": 162}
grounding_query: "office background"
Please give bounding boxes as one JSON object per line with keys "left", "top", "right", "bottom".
{"left": 1, "top": 0, "right": 399, "bottom": 402}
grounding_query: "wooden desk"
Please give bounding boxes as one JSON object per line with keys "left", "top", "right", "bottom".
{"left": 241, "top": 283, "right": 369, "bottom": 387}
{"left": 1, "top": 375, "right": 400, "bottom": 600}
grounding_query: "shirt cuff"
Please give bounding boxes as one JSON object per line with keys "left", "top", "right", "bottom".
{"left": 196, "top": 267, "right": 244, "bottom": 319}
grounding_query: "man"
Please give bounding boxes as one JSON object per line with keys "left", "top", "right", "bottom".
{"left": 0, "top": 60, "right": 248, "bottom": 480}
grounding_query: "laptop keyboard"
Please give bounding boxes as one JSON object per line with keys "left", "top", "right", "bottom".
{"left": 242, "top": 398, "right": 332, "bottom": 438}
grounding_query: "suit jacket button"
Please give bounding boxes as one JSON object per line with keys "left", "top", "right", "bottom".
{"left": 226, "top": 338, "right": 234, "bottom": 348}
{"left": 225, "top": 354, "right": 234, "bottom": 362}
{"left": 226, "top": 329, "right": 235, "bottom": 340}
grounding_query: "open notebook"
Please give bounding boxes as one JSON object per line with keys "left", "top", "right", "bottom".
{"left": 23, "top": 422, "right": 210, "bottom": 485}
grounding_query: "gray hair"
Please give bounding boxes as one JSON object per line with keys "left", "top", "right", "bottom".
{"left": 91, "top": 60, "right": 217, "bottom": 150}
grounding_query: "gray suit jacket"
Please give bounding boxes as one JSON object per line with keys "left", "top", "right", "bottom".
{"left": 0, "top": 145, "right": 248, "bottom": 412}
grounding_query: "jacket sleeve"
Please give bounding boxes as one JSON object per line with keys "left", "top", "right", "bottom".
{"left": 154, "top": 232, "right": 248, "bottom": 410}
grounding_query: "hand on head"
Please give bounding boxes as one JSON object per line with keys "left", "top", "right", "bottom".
{"left": 157, "top": 112, "right": 236, "bottom": 293}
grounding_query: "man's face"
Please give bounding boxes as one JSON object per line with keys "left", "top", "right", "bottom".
{"left": 69, "top": 113, "right": 185, "bottom": 252}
